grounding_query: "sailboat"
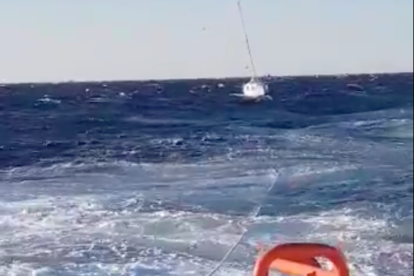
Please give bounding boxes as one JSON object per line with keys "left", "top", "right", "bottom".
{"left": 232, "top": 0, "right": 272, "bottom": 102}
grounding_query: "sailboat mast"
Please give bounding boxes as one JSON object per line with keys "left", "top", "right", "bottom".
{"left": 237, "top": 0, "right": 258, "bottom": 79}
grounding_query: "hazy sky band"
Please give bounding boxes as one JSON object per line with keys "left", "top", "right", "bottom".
{"left": 0, "top": 0, "right": 412, "bottom": 83}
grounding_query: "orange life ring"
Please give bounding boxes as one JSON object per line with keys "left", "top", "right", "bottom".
{"left": 253, "top": 243, "right": 350, "bottom": 276}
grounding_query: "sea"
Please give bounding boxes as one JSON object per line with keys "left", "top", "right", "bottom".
{"left": 0, "top": 73, "right": 412, "bottom": 276}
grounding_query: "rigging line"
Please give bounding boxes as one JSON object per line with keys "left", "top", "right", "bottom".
{"left": 237, "top": 0, "right": 258, "bottom": 79}
{"left": 205, "top": 170, "right": 277, "bottom": 276}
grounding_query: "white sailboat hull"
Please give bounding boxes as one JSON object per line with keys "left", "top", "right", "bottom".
{"left": 242, "top": 79, "right": 267, "bottom": 97}
{"left": 236, "top": 1, "right": 272, "bottom": 102}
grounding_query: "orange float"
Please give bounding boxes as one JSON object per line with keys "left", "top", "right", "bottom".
{"left": 253, "top": 243, "right": 350, "bottom": 276}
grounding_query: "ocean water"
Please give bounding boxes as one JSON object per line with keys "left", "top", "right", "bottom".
{"left": 0, "top": 73, "right": 412, "bottom": 276}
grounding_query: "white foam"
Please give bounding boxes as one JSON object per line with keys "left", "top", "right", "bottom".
{"left": 0, "top": 156, "right": 411, "bottom": 276}
{"left": 0, "top": 193, "right": 410, "bottom": 275}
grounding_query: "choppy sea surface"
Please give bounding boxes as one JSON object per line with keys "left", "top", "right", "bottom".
{"left": 0, "top": 73, "right": 413, "bottom": 276}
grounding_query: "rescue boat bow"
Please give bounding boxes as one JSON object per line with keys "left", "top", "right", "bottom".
{"left": 253, "top": 243, "right": 350, "bottom": 276}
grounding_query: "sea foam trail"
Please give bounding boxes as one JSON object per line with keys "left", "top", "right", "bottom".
{"left": 0, "top": 154, "right": 411, "bottom": 276}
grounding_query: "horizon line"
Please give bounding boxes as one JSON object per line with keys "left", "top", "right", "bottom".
{"left": 1, "top": 70, "right": 413, "bottom": 86}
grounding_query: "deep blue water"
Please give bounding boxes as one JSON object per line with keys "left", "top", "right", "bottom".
{"left": 0, "top": 73, "right": 412, "bottom": 276}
